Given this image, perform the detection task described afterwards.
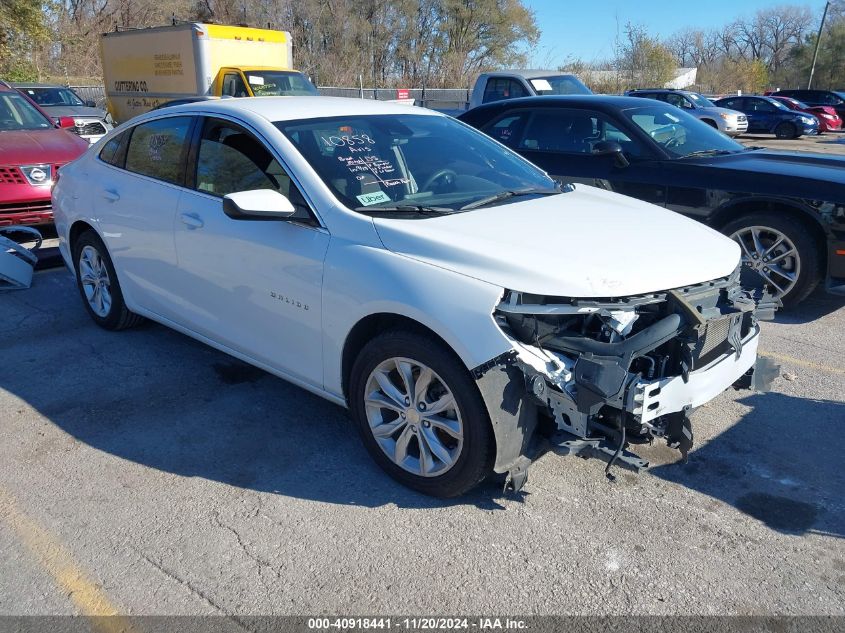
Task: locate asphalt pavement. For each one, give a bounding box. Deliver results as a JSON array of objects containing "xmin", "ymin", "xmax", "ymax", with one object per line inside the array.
[{"xmin": 0, "ymin": 267, "xmax": 843, "ymax": 618}]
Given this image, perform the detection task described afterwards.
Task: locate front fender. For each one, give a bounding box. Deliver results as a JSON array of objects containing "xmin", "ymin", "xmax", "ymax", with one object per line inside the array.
[{"xmin": 321, "ymin": 240, "xmax": 513, "ymax": 398}]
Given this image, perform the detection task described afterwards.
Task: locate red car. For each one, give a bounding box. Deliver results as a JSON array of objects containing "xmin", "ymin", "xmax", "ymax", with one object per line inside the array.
[
  {"xmin": 0, "ymin": 81, "xmax": 88, "ymax": 227},
  {"xmin": 769, "ymin": 95, "xmax": 843, "ymax": 132}
]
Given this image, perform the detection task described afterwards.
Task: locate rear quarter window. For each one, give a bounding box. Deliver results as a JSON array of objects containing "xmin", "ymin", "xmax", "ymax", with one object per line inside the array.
[{"xmin": 98, "ymin": 132, "xmax": 126, "ymax": 167}]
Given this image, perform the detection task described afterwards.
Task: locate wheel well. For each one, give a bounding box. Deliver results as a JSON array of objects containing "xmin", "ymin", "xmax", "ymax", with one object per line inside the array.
[
  {"xmin": 341, "ymin": 313, "xmax": 461, "ymax": 402},
  {"xmin": 69, "ymin": 220, "xmax": 96, "ymax": 253},
  {"xmin": 701, "ymin": 118, "xmax": 718, "ymax": 128},
  {"xmin": 710, "ymin": 200, "xmax": 827, "ymax": 271}
]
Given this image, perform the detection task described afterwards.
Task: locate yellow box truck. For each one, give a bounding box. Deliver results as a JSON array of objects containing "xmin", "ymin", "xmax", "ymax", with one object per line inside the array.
[{"xmin": 100, "ymin": 22, "xmax": 318, "ymax": 122}]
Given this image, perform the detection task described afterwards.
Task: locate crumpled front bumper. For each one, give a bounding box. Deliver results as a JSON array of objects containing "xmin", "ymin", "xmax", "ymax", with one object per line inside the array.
[
  {"xmin": 473, "ymin": 275, "xmax": 778, "ymax": 491},
  {"xmin": 628, "ymin": 327, "xmax": 758, "ymax": 424}
]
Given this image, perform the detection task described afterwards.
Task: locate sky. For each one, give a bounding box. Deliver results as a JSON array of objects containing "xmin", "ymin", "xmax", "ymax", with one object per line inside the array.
[{"xmin": 525, "ymin": 0, "xmax": 823, "ymax": 67}]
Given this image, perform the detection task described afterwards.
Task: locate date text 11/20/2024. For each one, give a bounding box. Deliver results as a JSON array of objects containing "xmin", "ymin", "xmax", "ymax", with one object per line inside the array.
[{"xmin": 307, "ymin": 618, "xmax": 528, "ymax": 630}]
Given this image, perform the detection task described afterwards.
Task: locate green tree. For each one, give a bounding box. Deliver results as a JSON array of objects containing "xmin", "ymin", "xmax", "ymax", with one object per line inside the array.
[{"xmin": 0, "ymin": 0, "xmax": 50, "ymax": 80}]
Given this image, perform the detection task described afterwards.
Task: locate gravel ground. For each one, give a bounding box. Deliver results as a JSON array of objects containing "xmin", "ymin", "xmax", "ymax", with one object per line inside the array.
[{"xmin": 0, "ymin": 269, "xmax": 843, "ymax": 618}]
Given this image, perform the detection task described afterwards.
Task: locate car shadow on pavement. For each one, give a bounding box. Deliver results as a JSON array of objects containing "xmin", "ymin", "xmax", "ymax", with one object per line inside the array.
[
  {"xmin": 649, "ymin": 392, "xmax": 845, "ymax": 538},
  {"xmin": 0, "ymin": 286, "xmax": 510, "ymax": 511},
  {"xmin": 773, "ymin": 287, "xmax": 845, "ymax": 325}
]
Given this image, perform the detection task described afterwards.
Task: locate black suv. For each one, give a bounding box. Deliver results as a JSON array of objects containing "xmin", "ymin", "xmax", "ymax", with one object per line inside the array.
[{"xmin": 770, "ymin": 89, "xmax": 845, "ymax": 121}]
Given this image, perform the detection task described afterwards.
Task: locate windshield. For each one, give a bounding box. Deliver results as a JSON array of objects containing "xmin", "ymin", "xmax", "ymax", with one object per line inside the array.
[
  {"xmin": 245, "ymin": 71, "xmax": 319, "ymax": 96},
  {"xmin": 0, "ymin": 92, "xmax": 53, "ymax": 131},
  {"xmin": 530, "ymin": 75, "xmax": 592, "ymax": 95},
  {"xmin": 768, "ymin": 98, "xmax": 792, "ymax": 111},
  {"xmin": 687, "ymin": 92, "xmax": 715, "ymax": 107},
  {"xmin": 623, "ymin": 104, "xmax": 744, "ymax": 158},
  {"xmin": 275, "ymin": 114, "xmax": 558, "ymax": 213},
  {"xmin": 19, "ymin": 87, "xmax": 84, "ymax": 107}
]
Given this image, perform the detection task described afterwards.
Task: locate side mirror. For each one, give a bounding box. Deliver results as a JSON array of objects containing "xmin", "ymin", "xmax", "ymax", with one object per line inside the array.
[
  {"xmin": 85, "ymin": 100, "xmax": 97, "ymax": 108},
  {"xmin": 58, "ymin": 116, "xmax": 75, "ymax": 129},
  {"xmin": 592, "ymin": 140, "xmax": 629, "ymax": 168},
  {"xmin": 222, "ymin": 189, "xmax": 296, "ymax": 220}
]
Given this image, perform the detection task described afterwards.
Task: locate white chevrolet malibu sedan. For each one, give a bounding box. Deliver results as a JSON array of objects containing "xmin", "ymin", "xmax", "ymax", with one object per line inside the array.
[{"xmin": 52, "ymin": 97, "xmax": 776, "ymax": 496}]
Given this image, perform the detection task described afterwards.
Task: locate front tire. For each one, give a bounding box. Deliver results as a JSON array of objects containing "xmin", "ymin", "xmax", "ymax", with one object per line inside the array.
[
  {"xmin": 774, "ymin": 122, "xmax": 798, "ymax": 139},
  {"xmin": 349, "ymin": 330, "xmax": 494, "ymax": 497},
  {"xmin": 72, "ymin": 230, "xmax": 144, "ymax": 330},
  {"xmin": 722, "ymin": 213, "xmax": 822, "ymax": 307}
]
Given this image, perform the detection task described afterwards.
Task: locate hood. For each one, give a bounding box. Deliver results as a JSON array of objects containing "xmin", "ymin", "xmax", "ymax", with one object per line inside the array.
[
  {"xmin": 693, "ymin": 150, "xmax": 845, "ymax": 199},
  {"xmin": 0, "ymin": 129, "xmax": 88, "ymax": 165},
  {"xmin": 372, "ymin": 185, "xmax": 740, "ymax": 298},
  {"xmin": 701, "ymin": 106, "xmax": 744, "ymax": 118},
  {"xmin": 39, "ymin": 105, "xmax": 107, "ymax": 120}
]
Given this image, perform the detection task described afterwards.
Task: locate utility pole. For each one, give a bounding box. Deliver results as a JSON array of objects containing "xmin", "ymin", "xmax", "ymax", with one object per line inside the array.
[{"xmin": 808, "ymin": 1, "xmax": 831, "ymax": 89}]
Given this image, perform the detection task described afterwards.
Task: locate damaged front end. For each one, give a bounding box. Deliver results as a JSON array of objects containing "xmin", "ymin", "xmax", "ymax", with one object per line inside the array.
[{"xmin": 475, "ymin": 267, "xmax": 779, "ymax": 491}]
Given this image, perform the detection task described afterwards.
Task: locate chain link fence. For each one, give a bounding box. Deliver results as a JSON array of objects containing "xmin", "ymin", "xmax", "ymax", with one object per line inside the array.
[{"xmin": 68, "ymin": 84, "xmax": 469, "ymax": 112}]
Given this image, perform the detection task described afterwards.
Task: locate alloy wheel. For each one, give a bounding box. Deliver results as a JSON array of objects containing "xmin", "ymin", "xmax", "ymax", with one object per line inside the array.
[
  {"xmin": 364, "ymin": 357, "xmax": 464, "ymax": 477},
  {"xmin": 730, "ymin": 225, "xmax": 800, "ymax": 299},
  {"xmin": 79, "ymin": 245, "xmax": 112, "ymax": 317}
]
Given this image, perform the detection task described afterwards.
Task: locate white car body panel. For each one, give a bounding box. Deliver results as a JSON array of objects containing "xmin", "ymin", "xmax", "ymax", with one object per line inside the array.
[{"xmin": 373, "ymin": 184, "xmax": 741, "ymax": 297}]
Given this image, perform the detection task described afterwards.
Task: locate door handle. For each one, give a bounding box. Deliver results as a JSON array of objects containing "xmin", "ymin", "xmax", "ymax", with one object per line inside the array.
[
  {"xmin": 179, "ymin": 212, "xmax": 204, "ymax": 229},
  {"xmin": 102, "ymin": 189, "xmax": 120, "ymax": 202}
]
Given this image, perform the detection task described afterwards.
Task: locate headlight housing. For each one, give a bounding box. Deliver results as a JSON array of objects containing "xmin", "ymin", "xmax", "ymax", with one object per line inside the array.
[{"xmin": 20, "ymin": 164, "xmax": 52, "ymax": 186}]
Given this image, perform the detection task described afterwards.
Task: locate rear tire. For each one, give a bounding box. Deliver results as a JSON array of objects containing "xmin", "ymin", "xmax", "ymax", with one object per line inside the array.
[
  {"xmin": 722, "ymin": 213, "xmax": 822, "ymax": 307},
  {"xmin": 349, "ymin": 329, "xmax": 494, "ymax": 497},
  {"xmin": 72, "ymin": 230, "xmax": 144, "ymax": 330},
  {"xmin": 774, "ymin": 122, "xmax": 798, "ymax": 139}
]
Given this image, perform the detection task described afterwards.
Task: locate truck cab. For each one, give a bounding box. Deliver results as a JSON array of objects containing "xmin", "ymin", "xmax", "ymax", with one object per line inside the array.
[
  {"xmin": 217, "ymin": 67, "xmax": 318, "ymax": 98},
  {"xmin": 469, "ymin": 70, "xmax": 591, "ymax": 110}
]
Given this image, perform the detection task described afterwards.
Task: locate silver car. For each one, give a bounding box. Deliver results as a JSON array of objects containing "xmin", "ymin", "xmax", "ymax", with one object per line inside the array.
[
  {"xmin": 626, "ymin": 89, "xmax": 748, "ymax": 137},
  {"xmin": 13, "ymin": 83, "xmax": 113, "ymax": 144}
]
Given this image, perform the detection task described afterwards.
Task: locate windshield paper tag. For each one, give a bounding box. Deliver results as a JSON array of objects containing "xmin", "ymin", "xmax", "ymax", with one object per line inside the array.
[
  {"xmin": 356, "ymin": 191, "xmax": 391, "ymax": 206},
  {"xmin": 530, "ymin": 79, "xmax": 552, "ymax": 91},
  {"xmin": 248, "ymin": 75, "xmax": 265, "ymax": 85}
]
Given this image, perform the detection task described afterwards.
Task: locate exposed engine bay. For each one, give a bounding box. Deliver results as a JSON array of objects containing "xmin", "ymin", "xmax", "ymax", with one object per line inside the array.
[{"xmin": 478, "ymin": 267, "xmax": 779, "ymax": 490}]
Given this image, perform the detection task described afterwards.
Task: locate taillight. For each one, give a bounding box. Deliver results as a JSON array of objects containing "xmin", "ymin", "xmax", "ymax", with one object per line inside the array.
[{"xmin": 58, "ymin": 116, "xmax": 75, "ymax": 129}]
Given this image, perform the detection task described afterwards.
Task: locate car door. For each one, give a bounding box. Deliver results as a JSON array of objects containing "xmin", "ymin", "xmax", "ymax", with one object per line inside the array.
[
  {"xmin": 482, "ymin": 107, "xmax": 666, "ymax": 206},
  {"xmin": 92, "ymin": 116, "xmax": 193, "ymax": 318},
  {"xmin": 173, "ymin": 115, "xmax": 330, "ymax": 386},
  {"xmin": 745, "ymin": 98, "xmax": 780, "ymax": 132}
]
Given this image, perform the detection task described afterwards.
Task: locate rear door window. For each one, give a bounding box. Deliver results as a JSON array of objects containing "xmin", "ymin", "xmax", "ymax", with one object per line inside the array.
[
  {"xmin": 482, "ymin": 78, "xmax": 528, "ymax": 104},
  {"xmin": 124, "ymin": 116, "xmax": 192, "ymax": 185},
  {"xmin": 719, "ymin": 97, "xmax": 744, "ymax": 110},
  {"xmin": 480, "ymin": 111, "xmax": 532, "ymax": 148}
]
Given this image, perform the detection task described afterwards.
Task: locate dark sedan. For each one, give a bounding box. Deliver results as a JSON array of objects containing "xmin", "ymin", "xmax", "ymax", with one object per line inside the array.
[
  {"xmin": 713, "ymin": 95, "xmax": 818, "ymax": 139},
  {"xmin": 459, "ymin": 95, "xmax": 845, "ymax": 306}
]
